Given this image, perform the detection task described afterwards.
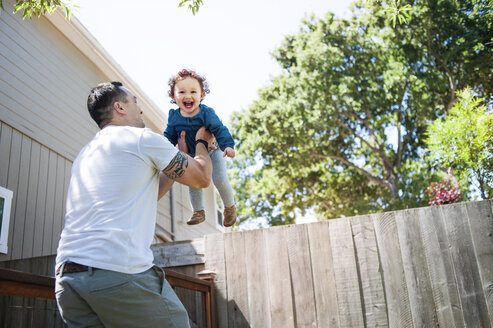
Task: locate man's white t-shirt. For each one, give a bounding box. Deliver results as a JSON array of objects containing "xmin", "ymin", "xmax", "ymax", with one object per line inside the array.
[{"xmin": 56, "ymin": 125, "xmax": 179, "ymax": 274}]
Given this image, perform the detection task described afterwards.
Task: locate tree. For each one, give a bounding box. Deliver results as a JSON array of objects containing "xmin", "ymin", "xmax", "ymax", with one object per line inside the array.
[
  {"xmin": 365, "ymin": 0, "xmax": 413, "ymax": 26},
  {"xmin": 231, "ymin": 0, "xmax": 492, "ymax": 225},
  {"xmin": 0, "ymin": 0, "xmax": 205, "ymax": 19},
  {"xmin": 0, "ymin": 0, "xmax": 74, "ymax": 19},
  {"xmin": 426, "ymin": 88, "xmax": 493, "ymax": 199},
  {"xmin": 368, "ymin": 0, "xmax": 493, "ymax": 111},
  {"xmin": 177, "ymin": 0, "xmax": 203, "ymax": 15},
  {"xmin": 0, "ymin": 0, "xmax": 417, "ymax": 20}
]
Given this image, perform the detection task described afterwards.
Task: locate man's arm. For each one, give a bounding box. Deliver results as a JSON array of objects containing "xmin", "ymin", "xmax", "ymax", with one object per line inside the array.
[
  {"xmin": 158, "ymin": 173, "xmax": 174, "ymax": 200},
  {"xmin": 162, "ymin": 127, "xmax": 213, "ymax": 189},
  {"xmin": 158, "ymin": 129, "xmax": 206, "ymax": 200}
]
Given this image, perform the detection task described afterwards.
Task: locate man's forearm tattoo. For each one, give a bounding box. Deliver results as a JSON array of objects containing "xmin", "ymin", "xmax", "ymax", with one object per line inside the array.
[{"xmin": 163, "ymin": 151, "xmax": 188, "ymax": 179}]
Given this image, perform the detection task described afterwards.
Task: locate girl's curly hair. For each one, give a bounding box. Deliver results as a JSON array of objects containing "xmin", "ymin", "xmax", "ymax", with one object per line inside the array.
[{"xmin": 168, "ymin": 69, "xmax": 210, "ymax": 103}]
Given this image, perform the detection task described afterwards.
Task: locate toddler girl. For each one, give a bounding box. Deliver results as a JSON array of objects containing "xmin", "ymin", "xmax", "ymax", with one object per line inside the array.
[{"xmin": 164, "ymin": 69, "xmax": 236, "ymax": 227}]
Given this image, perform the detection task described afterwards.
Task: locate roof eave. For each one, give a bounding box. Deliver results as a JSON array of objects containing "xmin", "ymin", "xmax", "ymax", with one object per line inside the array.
[{"xmin": 45, "ymin": 11, "xmax": 166, "ymax": 133}]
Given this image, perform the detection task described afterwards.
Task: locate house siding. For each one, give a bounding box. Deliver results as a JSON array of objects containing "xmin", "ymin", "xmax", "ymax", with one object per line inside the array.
[
  {"xmin": 0, "ymin": 120, "xmax": 191, "ymax": 261},
  {"xmin": 0, "ymin": 0, "xmax": 105, "ymax": 261},
  {"xmin": 0, "ymin": 1, "xmax": 104, "ymax": 161},
  {"xmin": 0, "ymin": 0, "xmax": 222, "ymax": 262},
  {"xmin": 0, "ymin": 122, "xmax": 71, "ymax": 260}
]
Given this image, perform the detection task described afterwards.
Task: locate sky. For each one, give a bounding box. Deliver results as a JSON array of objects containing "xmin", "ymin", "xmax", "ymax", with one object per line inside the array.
[
  {"xmin": 70, "ymin": 0, "xmax": 355, "ymax": 227},
  {"xmin": 71, "ymin": 0, "xmax": 355, "ymax": 127}
]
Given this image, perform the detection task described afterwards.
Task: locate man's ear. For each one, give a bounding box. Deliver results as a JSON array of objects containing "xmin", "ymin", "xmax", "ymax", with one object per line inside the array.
[{"xmin": 114, "ymin": 101, "xmax": 125, "ymax": 114}]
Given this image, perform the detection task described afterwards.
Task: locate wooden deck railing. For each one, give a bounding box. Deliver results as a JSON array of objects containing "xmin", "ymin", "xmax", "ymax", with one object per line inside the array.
[
  {"xmin": 0, "ymin": 267, "xmax": 215, "ymax": 328},
  {"xmin": 0, "ymin": 268, "xmax": 55, "ymax": 300},
  {"xmin": 165, "ymin": 269, "xmax": 216, "ymax": 328}
]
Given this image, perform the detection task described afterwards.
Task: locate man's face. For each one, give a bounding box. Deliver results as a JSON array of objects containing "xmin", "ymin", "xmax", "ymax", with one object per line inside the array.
[{"xmin": 120, "ymin": 87, "xmax": 145, "ymax": 128}]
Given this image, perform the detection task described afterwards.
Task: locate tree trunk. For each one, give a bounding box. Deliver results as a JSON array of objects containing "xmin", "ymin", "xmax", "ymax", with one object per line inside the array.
[{"xmin": 386, "ymin": 174, "xmax": 399, "ymax": 198}]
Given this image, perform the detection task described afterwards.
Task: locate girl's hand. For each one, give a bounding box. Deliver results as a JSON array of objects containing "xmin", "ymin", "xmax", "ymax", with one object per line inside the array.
[{"xmin": 223, "ymin": 147, "xmax": 235, "ymax": 158}]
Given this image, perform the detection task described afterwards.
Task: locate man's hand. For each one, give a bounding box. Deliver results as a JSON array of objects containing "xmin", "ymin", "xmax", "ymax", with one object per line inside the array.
[
  {"xmin": 223, "ymin": 147, "xmax": 235, "ymax": 158},
  {"xmin": 163, "ymin": 126, "xmax": 215, "ymax": 189},
  {"xmin": 179, "ymin": 127, "xmax": 218, "ymax": 151},
  {"xmin": 177, "ymin": 131, "xmax": 189, "ymax": 154},
  {"xmin": 195, "ymin": 126, "xmax": 216, "ymax": 146}
]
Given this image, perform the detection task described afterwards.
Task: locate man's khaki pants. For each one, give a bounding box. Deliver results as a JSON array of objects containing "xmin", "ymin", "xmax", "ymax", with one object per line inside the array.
[{"xmin": 55, "ymin": 265, "xmax": 190, "ymax": 328}]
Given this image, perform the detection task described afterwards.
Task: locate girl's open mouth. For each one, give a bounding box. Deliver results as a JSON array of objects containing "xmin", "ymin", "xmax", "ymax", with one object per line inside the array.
[{"xmin": 184, "ymin": 101, "xmax": 194, "ymax": 109}]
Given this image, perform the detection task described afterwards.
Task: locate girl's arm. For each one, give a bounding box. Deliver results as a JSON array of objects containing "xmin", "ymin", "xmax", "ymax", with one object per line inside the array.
[
  {"xmin": 163, "ymin": 109, "xmax": 178, "ymax": 145},
  {"xmin": 163, "ymin": 126, "xmax": 177, "ymax": 146},
  {"xmin": 203, "ymin": 106, "xmax": 235, "ymax": 151}
]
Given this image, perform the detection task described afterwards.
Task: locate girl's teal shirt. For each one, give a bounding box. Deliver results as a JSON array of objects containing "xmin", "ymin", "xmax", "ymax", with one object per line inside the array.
[{"xmin": 163, "ymin": 104, "xmax": 235, "ymax": 156}]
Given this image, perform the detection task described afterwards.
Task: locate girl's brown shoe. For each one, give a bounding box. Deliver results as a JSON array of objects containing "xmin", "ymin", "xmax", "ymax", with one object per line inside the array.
[
  {"xmin": 223, "ymin": 205, "xmax": 237, "ymax": 227},
  {"xmin": 187, "ymin": 210, "xmax": 206, "ymax": 225}
]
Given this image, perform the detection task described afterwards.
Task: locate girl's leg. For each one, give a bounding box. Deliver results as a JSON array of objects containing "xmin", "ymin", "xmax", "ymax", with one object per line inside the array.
[
  {"xmin": 187, "ymin": 187, "xmax": 206, "ymax": 225},
  {"xmin": 189, "ymin": 187, "xmax": 204, "ymax": 211},
  {"xmin": 211, "ymin": 150, "xmax": 235, "ymax": 207}
]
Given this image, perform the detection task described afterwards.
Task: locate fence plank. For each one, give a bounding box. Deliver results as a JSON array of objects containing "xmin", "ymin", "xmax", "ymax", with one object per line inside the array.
[
  {"xmin": 204, "ymin": 233, "xmax": 228, "ymax": 328},
  {"xmin": 418, "ymin": 206, "xmax": 464, "ymax": 327},
  {"xmin": 286, "ymin": 224, "xmax": 317, "ymax": 327},
  {"xmin": 441, "ymin": 203, "xmax": 490, "ymax": 327},
  {"xmin": 265, "ymin": 226, "xmax": 295, "ymax": 328},
  {"xmin": 153, "ymin": 239, "xmax": 205, "ymax": 267},
  {"xmin": 350, "ymin": 215, "xmax": 388, "ymax": 327},
  {"xmin": 329, "ymin": 218, "xmax": 364, "ymax": 327},
  {"xmin": 372, "ymin": 211, "xmax": 412, "ymax": 328},
  {"xmin": 307, "ymin": 221, "xmax": 340, "ymax": 327},
  {"xmin": 224, "ymin": 232, "xmax": 250, "ymax": 327},
  {"xmin": 244, "ymin": 229, "xmax": 270, "ymax": 328},
  {"xmin": 396, "ymin": 209, "xmax": 437, "ymax": 327},
  {"xmin": 465, "ymin": 201, "xmax": 493, "ymax": 327}
]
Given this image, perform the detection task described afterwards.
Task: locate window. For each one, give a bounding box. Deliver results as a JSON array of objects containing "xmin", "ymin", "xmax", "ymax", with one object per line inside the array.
[
  {"xmin": 217, "ymin": 209, "xmax": 223, "ymax": 226},
  {"xmin": 0, "ymin": 186, "xmax": 13, "ymax": 254},
  {"xmin": 215, "ymin": 190, "xmax": 224, "ymax": 227}
]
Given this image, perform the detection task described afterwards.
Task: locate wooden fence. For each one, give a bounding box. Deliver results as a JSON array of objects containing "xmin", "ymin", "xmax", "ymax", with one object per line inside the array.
[
  {"xmin": 202, "ymin": 200, "xmax": 493, "ymax": 327},
  {"xmin": 1, "ymin": 200, "xmax": 492, "ymax": 327}
]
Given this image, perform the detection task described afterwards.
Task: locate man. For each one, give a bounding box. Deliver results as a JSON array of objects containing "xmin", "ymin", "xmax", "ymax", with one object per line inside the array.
[{"xmin": 55, "ymin": 82, "xmax": 214, "ymax": 327}]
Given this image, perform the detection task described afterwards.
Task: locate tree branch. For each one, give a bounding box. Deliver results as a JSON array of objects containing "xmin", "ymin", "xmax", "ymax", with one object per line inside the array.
[
  {"xmin": 337, "ymin": 120, "xmax": 395, "ymax": 174},
  {"xmin": 310, "ymin": 153, "xmax": 388, "ymax": 188},
  {"xmin": 394, "ymin": 82, "xmax": 408, "ymax": 168},
  {"xmin": 424, "ymin": 19, "xmax": 457, "ymax": 114},
  {"xmin": 346, "ymin": 111, "xmax": 379, "ymax": 145}
]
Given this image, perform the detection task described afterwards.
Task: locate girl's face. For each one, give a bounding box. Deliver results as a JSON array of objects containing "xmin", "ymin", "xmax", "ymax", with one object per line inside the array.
[{"xmin": 171, "ymin": 77, "xmax": 204, "ymax": 117}]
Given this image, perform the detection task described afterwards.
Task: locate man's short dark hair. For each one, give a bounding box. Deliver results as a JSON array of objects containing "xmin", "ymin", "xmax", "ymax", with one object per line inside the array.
[{"xmin": 87, "ymin": 82, "xmax": 128, "ymax": 128}]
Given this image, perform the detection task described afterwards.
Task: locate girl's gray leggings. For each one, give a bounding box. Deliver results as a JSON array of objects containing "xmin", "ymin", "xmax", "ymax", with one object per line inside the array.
[{"xmin": 189, "ymin": 148, "xmax": 235, "ymax": 211}]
